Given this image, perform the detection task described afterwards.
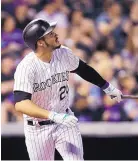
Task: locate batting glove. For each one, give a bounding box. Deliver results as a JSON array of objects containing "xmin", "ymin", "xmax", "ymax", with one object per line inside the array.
[
  {"xmin": 48, "ymin": 112, "xmax": 78, "ymax": 127},
  {"xmin": 103, "ymin": 83, "xmax": 122, "ymax": 102}
]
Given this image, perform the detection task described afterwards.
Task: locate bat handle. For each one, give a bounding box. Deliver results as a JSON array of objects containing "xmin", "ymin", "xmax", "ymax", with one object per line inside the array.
[
  {"xmin": 111, "ymin": 95, "xmax": 116, "ymax": 99},
  {"xmin": 121, "ymin": 95, "xmax": 138, "ymax": 99},
  {"xmin": 111, "ymin": 95, "xmax": 138, "ymax": 99}
]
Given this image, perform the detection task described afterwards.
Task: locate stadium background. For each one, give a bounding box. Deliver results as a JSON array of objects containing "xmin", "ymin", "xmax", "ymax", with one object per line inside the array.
[{"xmin": 1, "ymin": 0, "xmax": 138, "ymax": 160}]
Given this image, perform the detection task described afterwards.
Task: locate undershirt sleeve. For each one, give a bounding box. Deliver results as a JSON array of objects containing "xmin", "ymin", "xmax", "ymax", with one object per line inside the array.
[
  {"xmin": 71, "ymin": 59, "xmax": 109, "ymax": 88},
  {"xmin": 14, "ymin": 91, "xmax": 32, "ymax": 103}
]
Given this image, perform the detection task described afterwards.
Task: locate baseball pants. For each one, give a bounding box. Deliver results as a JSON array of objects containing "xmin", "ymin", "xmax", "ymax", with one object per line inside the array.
[{"xmin": 24, "ymin": 122, "xmax": 84, "ymax": 160}]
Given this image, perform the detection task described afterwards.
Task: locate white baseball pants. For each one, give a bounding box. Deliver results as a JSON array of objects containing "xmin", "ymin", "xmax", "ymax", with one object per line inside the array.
[{"xmin": 24, "ymin": 122, "xmax": 84, "ymax": 160}]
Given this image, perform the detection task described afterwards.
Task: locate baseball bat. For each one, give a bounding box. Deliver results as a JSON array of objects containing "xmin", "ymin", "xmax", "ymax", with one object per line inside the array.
[
  {"xmin": 121, "ymin": 95, "xmax": 138, "ymax": 99},
  {"xmin": 111, "ymin": 95, "xmax": 138, "ymax": 99}
]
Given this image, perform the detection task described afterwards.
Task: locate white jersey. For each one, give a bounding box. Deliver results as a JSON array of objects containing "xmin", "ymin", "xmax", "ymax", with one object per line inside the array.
[{"xmin": 14, "ymin": 45, "xmax": 79, "ymax": 121}]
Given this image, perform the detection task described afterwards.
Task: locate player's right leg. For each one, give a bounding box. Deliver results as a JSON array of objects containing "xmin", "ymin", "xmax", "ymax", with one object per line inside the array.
[{"xmin": 24, "ymin": 123, "xmax": 56, "ymax": 160}]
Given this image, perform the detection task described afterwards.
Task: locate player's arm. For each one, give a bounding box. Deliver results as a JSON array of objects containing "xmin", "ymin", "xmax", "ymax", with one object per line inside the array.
[
  {"xmin": 13, "ymin": 64, "xmax": 53, "ymax": 119},
  {"xmin": 71, "ymin": 60, "xmax": 107, "ymax": 88},
  {"xmin": 14, "ymin": 91, "xmax": 77, "ymax": 126},
  {"xmin": 71, "ymin": 59, "xmax": 122, "ymax": 102},
  {"xmin": 14, "ymin": 91, "xmax": 50, "ymax": 118}
]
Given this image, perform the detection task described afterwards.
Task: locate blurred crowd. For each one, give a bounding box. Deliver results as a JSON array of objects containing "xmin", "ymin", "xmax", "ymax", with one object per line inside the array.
[{"xmin": 1, "ymin": 0, "xmax": 138, "ymax": 124}]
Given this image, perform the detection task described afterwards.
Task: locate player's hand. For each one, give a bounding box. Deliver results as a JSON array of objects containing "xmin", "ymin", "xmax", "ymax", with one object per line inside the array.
[
  {"xmin": 48, "ymin": 112, "xmax": 78, "ymax": 127},
  {"xmin": 103, "ymin": 83, "xmax": 122, "ymax": 102}
]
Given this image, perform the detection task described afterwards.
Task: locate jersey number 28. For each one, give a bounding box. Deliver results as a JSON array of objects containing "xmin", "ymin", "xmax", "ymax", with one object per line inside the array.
[{"xmin": 59, "ymin": 85, "xmax": 69, "ymax": 100}]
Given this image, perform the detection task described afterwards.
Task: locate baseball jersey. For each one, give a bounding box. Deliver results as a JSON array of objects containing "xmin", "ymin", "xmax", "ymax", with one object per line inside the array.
[{"xmin": 14, "ymin": 45, "xmax": 79, "ymax": 121}]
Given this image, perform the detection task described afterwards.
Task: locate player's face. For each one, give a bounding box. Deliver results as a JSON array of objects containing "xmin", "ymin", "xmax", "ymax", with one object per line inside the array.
[{"xmin": 44, "ymin": 31, "xmax": 61, "ymax": 49}]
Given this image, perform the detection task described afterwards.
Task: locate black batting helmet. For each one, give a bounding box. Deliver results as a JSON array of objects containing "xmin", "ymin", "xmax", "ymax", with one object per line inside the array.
[{"xmin": 23, "ymin": 19, "xmax": 57, "ymax": 51}]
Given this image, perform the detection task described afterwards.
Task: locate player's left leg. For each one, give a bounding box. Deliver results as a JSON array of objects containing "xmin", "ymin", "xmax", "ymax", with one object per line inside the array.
[{"xmin": 55, "ymin": 124, "xmax": 84, "ymax": 160}]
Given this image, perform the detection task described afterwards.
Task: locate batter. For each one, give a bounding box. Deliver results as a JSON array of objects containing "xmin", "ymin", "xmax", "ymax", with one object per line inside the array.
[{"xmin": 14, "ymin": 19, "xmax": 122, "ymax": 160}]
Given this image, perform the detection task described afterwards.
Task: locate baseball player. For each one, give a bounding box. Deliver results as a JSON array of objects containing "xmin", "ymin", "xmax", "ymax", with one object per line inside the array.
[{"xmin": 14, "ymin": 19, "xmax": 122, "ymax": 160}]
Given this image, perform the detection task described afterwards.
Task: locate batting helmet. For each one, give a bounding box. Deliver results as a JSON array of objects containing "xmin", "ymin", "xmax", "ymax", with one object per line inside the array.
[{"xmin": 23, "ymin": 19, "xmax": 57, "ymax": 51}]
